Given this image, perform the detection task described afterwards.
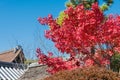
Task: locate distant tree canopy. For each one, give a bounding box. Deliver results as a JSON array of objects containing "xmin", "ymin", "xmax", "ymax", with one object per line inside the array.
[{"xmin": 66, "ymin": 0, "xmax": 113, "ymax": 11}]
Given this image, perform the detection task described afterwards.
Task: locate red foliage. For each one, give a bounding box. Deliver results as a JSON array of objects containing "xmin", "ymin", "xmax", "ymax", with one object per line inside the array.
[
  {"xmin": 37, "ymin": 3, "xmax": 120, "ymax": 74},
  {"xmin": 37, "ymin": 48, "xmax": 79, "ymax": 74}
]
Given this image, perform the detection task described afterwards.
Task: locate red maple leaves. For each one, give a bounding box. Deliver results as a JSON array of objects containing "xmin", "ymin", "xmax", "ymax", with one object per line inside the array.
[{"xmin": 37, "ymin": 3, "xmax": 120, "ymax": 74}]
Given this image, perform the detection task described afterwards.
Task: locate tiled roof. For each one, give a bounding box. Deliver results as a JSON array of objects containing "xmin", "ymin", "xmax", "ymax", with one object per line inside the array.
[{"xmin": 0, "ymin": 48, "xmax": 23, "ymax": 62}]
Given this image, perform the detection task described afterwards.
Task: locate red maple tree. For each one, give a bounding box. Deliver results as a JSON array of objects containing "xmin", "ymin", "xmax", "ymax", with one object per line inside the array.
[{"xmin": 37, "ymin": 3, "xmax": 120, "ymax": 74}]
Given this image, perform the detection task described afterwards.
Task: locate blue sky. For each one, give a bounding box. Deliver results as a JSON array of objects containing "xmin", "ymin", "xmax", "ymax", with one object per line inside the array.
[{"xmin": 0, "ymin": 0, "xmax": 120, "ymax": 59}]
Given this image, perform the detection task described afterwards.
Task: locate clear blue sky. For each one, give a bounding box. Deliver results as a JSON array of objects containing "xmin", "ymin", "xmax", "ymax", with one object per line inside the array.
[{"xmin": 0, "ymin": 0, "xmax": 120, "ymax": 59}]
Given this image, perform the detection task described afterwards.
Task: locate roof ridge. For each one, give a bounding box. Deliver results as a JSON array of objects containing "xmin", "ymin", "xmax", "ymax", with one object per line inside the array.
[{"xmin": 10, "ymin": 49, "xmax": 22, "ymax": 62}]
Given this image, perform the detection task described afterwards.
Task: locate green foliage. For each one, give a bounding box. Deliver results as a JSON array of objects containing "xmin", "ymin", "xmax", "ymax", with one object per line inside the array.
[
  {"xmin": 69, "ymin": 0, "xmax": 98, "ymax": 8},
  {"xmin": 44, "ymin": 66, "xmax": 120, "ymax": 80},
  {"xmin": 70, "ymin": 0, "xmax": 77, "ymax": 7},
  {"xmin": 104, "ymin": 0, "xmax": 113, "ymax": 6},
  {"xmin": 56, "ymin": 11, "xmax": 68, "ymax": 26},
  {"xmin": 65, "ymin": 1, "xmax": 75, "ymax": 7},
  {"xmin": 111, "ymin": 53, "xmax": 120, "ymax": 72},
  {"xmin": 66, "ymin": 0, "xmax": 113, "ymax": 11},
  {"xmin": 100, "ymin": 0, "xmax": 113, "ymax": 11},
  {"xmin": 100, "ymin": 3, "xmax": 109, "ymax": 11}
]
